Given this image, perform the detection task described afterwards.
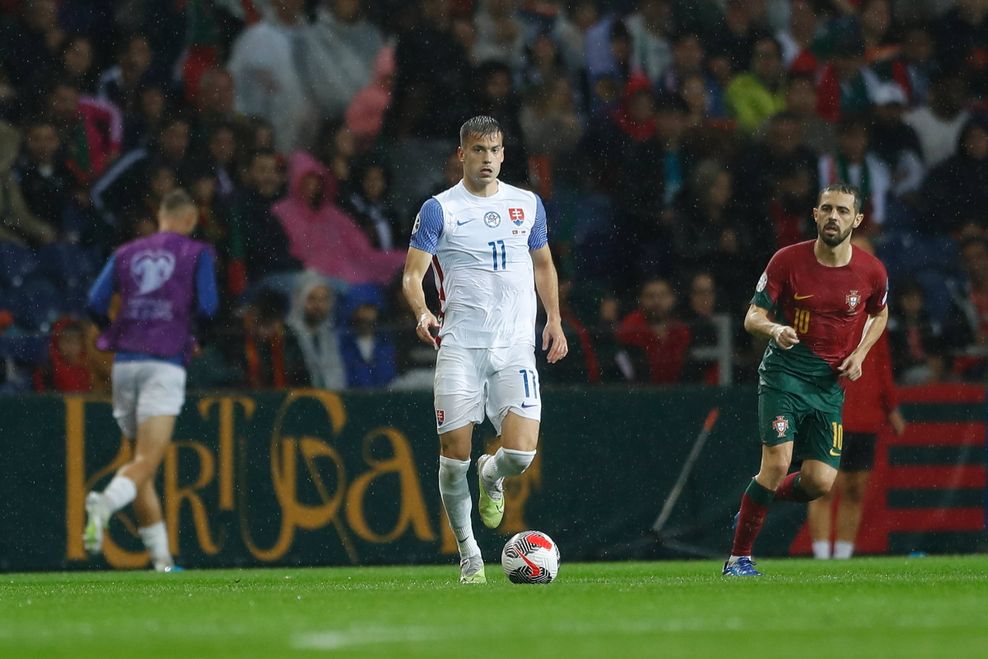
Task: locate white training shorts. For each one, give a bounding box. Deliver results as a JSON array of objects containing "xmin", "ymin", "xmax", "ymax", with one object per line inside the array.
[
  {"xmin": 111, "ymin": 361, "xmax": 187, "ymax": 438},
  {"xmin": 433, "ymin": 344, "xmax": 541, "ymax": 435}
]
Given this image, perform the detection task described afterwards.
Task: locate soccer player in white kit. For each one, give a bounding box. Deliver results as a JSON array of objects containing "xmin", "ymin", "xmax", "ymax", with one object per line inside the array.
[{"xmin": 402, "ymin": 116, "xmax": 568, "ymax": 584}]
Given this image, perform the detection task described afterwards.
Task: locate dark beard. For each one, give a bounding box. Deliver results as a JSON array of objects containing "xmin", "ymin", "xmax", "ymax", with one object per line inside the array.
[{"xmin": 820, "ymin": 224, "xmax": 853, "ymax": 247}]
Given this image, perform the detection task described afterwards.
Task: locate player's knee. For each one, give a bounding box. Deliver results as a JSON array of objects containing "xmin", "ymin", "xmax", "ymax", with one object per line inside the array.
[
  {"xmin": 801, "ymin": 473, "xmax": 836, "ymax": 500},
  {"xmin": 843, "ymin": 479, "xmax": 867, "ymax": 503},
  {"xmin": 758, "ymin": 461, "xmax": 789, "ymax": 488}
]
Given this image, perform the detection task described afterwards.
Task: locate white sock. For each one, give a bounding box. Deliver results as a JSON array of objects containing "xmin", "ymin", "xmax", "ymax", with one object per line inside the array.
[
  {"xmin": 833, "ymin": 541, "xmax": 855, "ymax": 559},
  {"xmin": 812, "ymin": 540, "xmax": 832, "ymax": 559},
  {"xmin": 727, "ymin": 555, "xmax": 747, "ymax": 564},
  {"xmin": 138, "ymin": 522, "xmax": 172, "ymax": 563},
  {"xmin": 481, "ymin": 448, "xmax": 536, "ymax": 484},
  {"xmin": 101, "ymin": 475, "xmax": 137, "ymax": 514},
  {"xmin": 438, "ymin": 457, "xmax": 479, "ymax": 558}
]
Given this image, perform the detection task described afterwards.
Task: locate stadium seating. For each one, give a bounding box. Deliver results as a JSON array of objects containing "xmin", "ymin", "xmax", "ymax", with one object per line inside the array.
[{"xmin": 0, "ymin": 241, "xmax": 41, "ymax": 288}]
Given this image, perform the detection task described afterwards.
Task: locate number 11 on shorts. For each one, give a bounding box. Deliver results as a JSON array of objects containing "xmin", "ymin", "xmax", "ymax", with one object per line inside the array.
[{"xmin": 519, "ymin": 369, "xmax": 539, "ymax": 400}]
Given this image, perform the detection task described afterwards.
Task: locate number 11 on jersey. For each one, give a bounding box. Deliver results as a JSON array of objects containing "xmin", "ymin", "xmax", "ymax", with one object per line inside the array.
[
  {"xmin": 488, "ymin": 240, "xmax": 506, "ymax": 270},
  {"xmin": 519, "ymin": 368, "xmax": 539, "ymax": 400}
]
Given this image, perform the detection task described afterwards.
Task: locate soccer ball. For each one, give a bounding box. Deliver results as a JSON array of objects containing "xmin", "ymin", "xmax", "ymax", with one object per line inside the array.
[{"xmin": 500, "ymin": 530, "xmax": 560, "ymax": 584}]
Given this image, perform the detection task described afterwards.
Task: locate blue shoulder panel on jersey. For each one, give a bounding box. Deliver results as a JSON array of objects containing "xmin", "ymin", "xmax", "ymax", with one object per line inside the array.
[
  {"xmin": 409, "ymin": 197, "xmax": 444, "ymax": 254},
  {"xmin": 196, "ymin": 249, "xmax": 219, "ymax": 318},
  {"xmin": 528, "ymin": 195, "xmax": 548, "ymax": 250},
  {"xmin": 86, "ymin": 254, "xmax": 117, "ymax": 317}
]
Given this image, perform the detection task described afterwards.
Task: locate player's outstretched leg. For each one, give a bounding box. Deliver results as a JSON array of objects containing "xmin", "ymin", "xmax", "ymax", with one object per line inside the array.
[
  {"xmin": 134, "ymin": 481, "xmax": 182, "ymax": 572},
  {"xmin": 83, "ymin": 492, "xmax": 109, "ymax": 555},
  {"xmin": 438, "ymin": 455, "xmax": 486, "ymax": 584},
  {"xmin": 723, "ymin": 478, "xmax": 774, "ymax": 577},
  {"xmin": 476, "ymin": 453, "xmax": 504, "ymax": 529},
  {"xmin": 478, "ymin": 447, "xmax": 536, "ymax": 529},
  {"xmin": 83, "ymin": 475, "xmax": 137, "ymax": 555}
]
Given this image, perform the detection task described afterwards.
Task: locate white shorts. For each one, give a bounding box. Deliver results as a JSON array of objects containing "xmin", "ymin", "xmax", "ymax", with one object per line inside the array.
[
  {"xmin": 434, "ymin": 344, "xmax": 541, "ymax": 435},
  {"xmin": 112, "ymin": 361, "xmax": 187, "ymax": 438}
]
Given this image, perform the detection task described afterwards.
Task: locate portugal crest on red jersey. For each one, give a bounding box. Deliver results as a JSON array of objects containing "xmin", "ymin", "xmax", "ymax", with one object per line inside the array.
[
  {"xmin": 772, "ymin": 415, "xmax": 789, "ymax": 438},
  {"xmin": 846, "ymin": 290, "xmax": 861, "ymax": 311}
]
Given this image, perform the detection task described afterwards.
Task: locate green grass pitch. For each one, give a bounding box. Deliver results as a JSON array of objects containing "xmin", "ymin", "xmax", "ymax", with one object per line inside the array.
[{"xmin": 3, "ymin": 556, "xmax": 988, "ymax": 658}]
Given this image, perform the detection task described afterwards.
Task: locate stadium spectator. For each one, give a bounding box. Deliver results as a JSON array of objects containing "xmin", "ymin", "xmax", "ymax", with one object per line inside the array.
[
  {"xmin": 46, "ymin": 81, "xmax": 120, "ymax": 185},
  {"xmin": 725, "ymin": 36, "xmax": 787, "ymax": 133},
  {"xmin": 239, "ymin": 288, "xmax": 308, "ymax": 389},
  {"xmin": 772, "ymin": 73, "xmax": 834, "ymax": 155},
  {"xmin": 735, "ymin": 111, "xmax": 818, "ymax": 223},
  {"xmin": 671, "ymin": 160, "xmax": 756, "ymax": 308},
  {"xmin": 0, "ymin": 0, "xmax": 64, "ymax": 95},
  {"xmin": 868, "ymin": 83, "xmax": 925, "ymax": 211},
  {"xmin": 226, "ymin": 148, "xmax": 299, "ymax": 296},
  {"xmin": 536, "ymin": 275, "xmax": 602, "ymax": 384},
  {"xmin": 188, "ymin": 166, "xmax": 227, "ymax": 255},
  {"xmin": 680, "ymin": 271, "xmax": 724, "ymax": 385},
  {"xmin": 340, "ymin": 301, "xmax": 397, "ymax": 388},
  {"xmin": 934, "ymin": 0, "xmax": 988, "ymax": 96},
  {"xmin": 616, "ymin": 277, "xmax": 692, "ymax": 384},
  {"xmin": 122, "ymin": 80, "xmax": 169, "ymax": 151},
  {"xmin": 0, "ymin": 120, "xmax": 56, "ymax": 245},
  {"xmin": 272, "ymin": 151, "xmax": 405, "ymax": 286},
  {"xmin": 304, "ymin": 0, "xmax": 386, "ymax": 121},
  {"xmin": 344, "ymin": 46, "xmax": 395, "ymax": 150},
  {"xmin": 472, "ymin": 60, "xmax": 530, "ymax": 184},
  {"xmin": 384, "ymin": 0, "xmax": 472, "ymax": 139},
  {"xmin": 192, "ymin": 67, "xmax": 247, "ymax": 146},
  {"xmin": 704, "ymin": 0, "xmax": 769, "ymax": 83},
  {"xmin": 766, "ymin": 155, "xmax": 816, "ymax": 250},
  {"xmin": 816, "ymin": 30, "xmax": 875, "ymax": 123},
  {"xmin": 520, "ymin": 30, "xmax": 567, "ymax": 92},
  {"xmin": 945, "ymin": 237, "xmax": 988, "ymax": 379},
  {"xmin": 920, "ymin": 116, "xmax": 988, "ymax": 235},
  {"xmin": 285, "ymin": 272, "xmax": 347, "ymax": 390},
  {"xmin": 96, "ymin": 33, "xmax": 153, "ymax": 114},
  {"xmin": 227, "ymin": 0, "xmax": 315, "ymax": 152},
  {"xmin": 33, "ymin": 316, "xmax": 93, "ymax": 393},
  {"xmin": 201, "ymin": 122, "xmax": 240, "ymax": 201},
  {"xmin": 886, "ymin": 278, "xmax": 945, "ymax": 384},
  {"xmin": 904, "ymin": 71, "xmax": 971, "ymax": 168},
  {"xmin": 314, "ymin": 119, "xmax": 358, "ymax": 196},
  {"xmin": 897, "ymin": 24, "xmax": 935, "ymax": 106},
  {"xmin": 625, "ymin": 0, "xmax": 674, "ymax": 85},
  {"xmin": 342, "ymin": 160, "xmax": 400, "ymax": 250},
  {"xmin": 807, "ymin": 330, "xmax": 905, "ymax": 560},
  {"xmin": 59, "ymin": 35, "xmax": 98, "ymax": 94},
  {"xmin": 14, "ymin": 118, "xmax": 73, "ymax": 232},
  {"xmin": 91, "ymin": 114, "xmax": 192, "ymax": 230},
  {"xmin": 657, "ymin": 32, "xmax": 727, "ymax": 118},
  {"xmin": 775, "ymin": 0, "xmax": 821, "ymax": 72},
  {"xmin": 519, "ymin": 74, "xmax": 585, "ymax": 175},
  {"xmin": 818, "ymin": 117, "xmax": 892, "ymax": 232},
  {"xmin": 473, "ymin": 0, "xmax": 527, "ymax": 71}
]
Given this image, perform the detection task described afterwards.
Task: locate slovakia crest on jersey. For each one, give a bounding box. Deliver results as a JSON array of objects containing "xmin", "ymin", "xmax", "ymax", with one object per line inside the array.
[
  {"xmin": 436, "ymin": 409, "xmax": 445, "ymax": 425},
  {"xmin": 772, "ymin": 415, "xmax": 789, "ymax": 438},
  {"xmin": 484, "ymin": 211, "xmax": 501, "ymax": 227},
  {"xmin": 509, "ymin": 207, "xmax": 525, "ymax": 225},
  {"xmin": 846, "ymin": 290, "xmax": 861, "ymax": 311}
]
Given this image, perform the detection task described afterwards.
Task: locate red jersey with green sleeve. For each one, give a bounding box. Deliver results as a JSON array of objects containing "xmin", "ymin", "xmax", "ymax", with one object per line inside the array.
[{"xmin": 751, "ymin": 240, "xmax": 888, "ymax": 390}]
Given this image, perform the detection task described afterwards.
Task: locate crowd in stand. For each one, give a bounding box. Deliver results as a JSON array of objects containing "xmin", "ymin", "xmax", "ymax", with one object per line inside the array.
[{"xmin": 0, "ymin": 0, "xmax": 986, "ymax": 394}]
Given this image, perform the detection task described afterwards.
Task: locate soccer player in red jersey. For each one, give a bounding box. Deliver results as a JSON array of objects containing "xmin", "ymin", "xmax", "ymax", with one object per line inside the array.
[{"xmin": 724, "ymin": 183, "xmax": 890, "ymax": 576}]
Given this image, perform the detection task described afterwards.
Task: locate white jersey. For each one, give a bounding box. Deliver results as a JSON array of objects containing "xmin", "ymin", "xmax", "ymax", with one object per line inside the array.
[{"xmin": 410, "ymin": 180, "xmax": 548, "ymax": 349}]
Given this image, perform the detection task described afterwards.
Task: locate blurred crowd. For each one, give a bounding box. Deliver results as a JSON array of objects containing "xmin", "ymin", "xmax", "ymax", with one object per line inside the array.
[{"xmin": 1, "ymin": 0, "xmax": 987, "ymax": 394}]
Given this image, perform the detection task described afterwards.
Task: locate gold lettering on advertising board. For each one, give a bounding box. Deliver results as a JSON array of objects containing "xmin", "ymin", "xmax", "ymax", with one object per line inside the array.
[{"xmin": 65, "ymin": 391, "xmax": 544, "ymax": 567}]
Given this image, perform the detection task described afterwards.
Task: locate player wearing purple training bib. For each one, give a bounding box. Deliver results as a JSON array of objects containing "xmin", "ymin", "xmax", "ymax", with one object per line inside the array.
[{"xmin": 83, "ymin": 189, "xmax": 218, "ymax": 572}]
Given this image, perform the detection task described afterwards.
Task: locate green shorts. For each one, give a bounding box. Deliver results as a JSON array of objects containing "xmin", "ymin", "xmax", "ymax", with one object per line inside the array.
[{"xmin": 758, "ymin": 384, "xmax": 845, "ymax": 468}]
